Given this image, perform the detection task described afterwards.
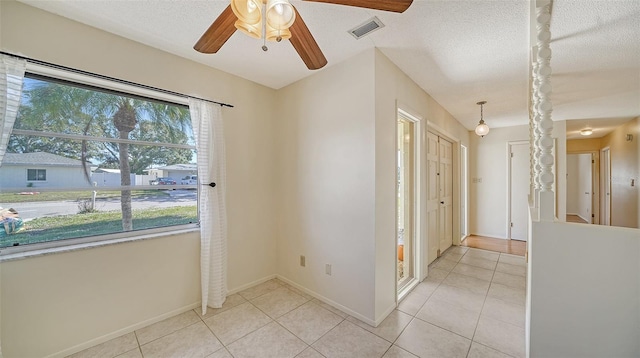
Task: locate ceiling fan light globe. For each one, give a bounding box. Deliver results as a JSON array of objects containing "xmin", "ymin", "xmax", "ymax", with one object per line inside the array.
[
  {"xmin": 234, "ymin": 19, "xmax": 262, "ymax": 39},
  {"xmin": 266, "ymin": 25, "xmax": 291, "ymax": 42},
  {"xmin": 231, "ymin": 0, "xmax": 262, "ymax": 25},
  {"xmin": 266, "ymin": 0, "xmax": 295, "ymax": 29},
  {"xmin": 475, "ymin": 123, "xmax": 490, "ymax": 137}
]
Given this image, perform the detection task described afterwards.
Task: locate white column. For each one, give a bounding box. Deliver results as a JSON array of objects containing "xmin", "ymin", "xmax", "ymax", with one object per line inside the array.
[{"xmin": 535, "ymin": 0, "xmax": 555, "ymax": 221}]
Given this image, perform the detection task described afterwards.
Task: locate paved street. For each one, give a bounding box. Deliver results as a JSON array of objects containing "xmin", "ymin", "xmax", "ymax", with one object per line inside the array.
[{"xmin": 1, "ymin": 190, "xmax": 197, "ymax": 221}]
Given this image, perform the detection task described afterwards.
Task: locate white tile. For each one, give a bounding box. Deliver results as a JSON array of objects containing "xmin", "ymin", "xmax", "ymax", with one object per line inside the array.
[
  {"xmin": 446, "ymin": 246, "xmax": 469, "ymax": 255},
  {"xmin": 452, "ymin": 262, "xmax": 494, "ymax": 282},
  {"xmin": 278, "ymin": 301, "xmax": 343, "ymax": 344},
  {"xmin": 140, "ymin": 322, "xmax": 222, "ymax": 358},
  {"xmin": 312, "ymin": 320, "xmax": 391, "ymax": 358},
  {"xmin": 467, "ymin": 342, "xmax": 514, "ymax": 358},
  {"xmin": 67, "ymin": 332, "xmax": 138, "ymax": 358},
  {"xmin": 465, "ymin": 248, "xmax": 500, "ymax": 262},
  {"xmin": 397, "ymin": 291, "xmax": 428, "ymax": 316},
  {"xmin": 433, "ymin": 258, "xmax": 458, "ymax": 272},
  {"xmin": 395, "ymin": 318, "xmax": 471, "ymax": 358},
  {"xmin": 238, "ymin": 278, "xmax": 283, "ymax": 300},
  {"xmin": 459, "ymin": 255, "xmax": 498, "ymax": 270},
  {"xmin": 206, "ymin": 348, "xmax": 234, "ymax": 358},
  {"xmin": 296, "ymin": 347, "xmax": 325, "ymax": 358},
  {"xmin": 411, "ymin": 279, "xmax": 439, "ymax": 297},
  {"xmin": 281, "ymin": 283, "xmax": 315, "ymax": 300},
  {"xmin": 429, "ymin": 284, "xmax": 486, "ymax": 314},
  {"xmin": 492, "ymin": 271, "xmax": 526, "ymax": 290},
  {"xmin": 196, "ymin": 294, "xmax": 247, "ymax": 319},
  {"xmin": 474, "ymin": 316, "xmax": 525, "ymax": 358},
  {"xmin": 481, "ymin": 297, "xmax": 525, "ymax": 328},
  {"xmin": 426, "ymin": 267, "xmax": 450, "ymax": 282},
  {"xmin": 416, "ymin": 297, "xmax": 480, "ymax": 339},
  {"xmin": 114, "ymin": 348, "xmax": 142, "ymax": 358},
  {"xmin": 382, "ymin": 345, "xmax": 419, "ymax": 358},
  {"xmin": 226, "ymin": 322, "xmax": 307, "ymax": 358},
  {"xmin": 204, "ymin": 302, "xmax": 273, "ymax": 345},
  {"xmin": 347, "ymin": 310, "xmax": 413, "ymax": 342},
  {"xmin": 487, "ymin": 282, "xmax": 526, "ymax": 306},
  {"xmin": 442, "ymin": 251, "xmax": 464, "ymax": 263},
  {"xmin": 495, "ymin": 262, "xmax": 526, "ymax": 277},
  {"xmin": 499, "ymin": 253, "xmax": 526, "ymax": 267},
  {"xmin": 252, "ymin": 286, "xmax": 309, "ymax": 318},
  {"xmin": 443, "ymin": 272, "xmax": 491, "ymax": 295},
  {"xmin": 135, "ymin": 310, "xmax": 200, "ymax": 345},
  {"xmin": 311, "ymin": 299, "xmax": 348, "ymax": 318}
]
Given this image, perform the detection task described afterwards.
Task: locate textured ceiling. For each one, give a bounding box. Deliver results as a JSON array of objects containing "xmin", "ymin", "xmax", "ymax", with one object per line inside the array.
[{"xmin": 16, "ymin": 0, "xmax": 640, "ymax": 134}]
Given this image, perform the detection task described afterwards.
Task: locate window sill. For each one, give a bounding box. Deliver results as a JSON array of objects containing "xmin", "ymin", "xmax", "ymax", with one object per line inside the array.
[{"xmin": 0, "ymin": 225, "xmax": 199, "ymax": 262}]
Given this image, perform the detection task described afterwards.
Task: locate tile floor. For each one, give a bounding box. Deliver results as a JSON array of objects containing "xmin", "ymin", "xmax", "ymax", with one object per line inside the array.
[{"xmin": 68, "ymin": 246, "xmax": 526, "ymax": 358}]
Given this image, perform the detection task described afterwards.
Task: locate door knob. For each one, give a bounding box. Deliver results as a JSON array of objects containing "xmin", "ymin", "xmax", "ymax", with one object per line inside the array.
[{"xmin": 440, "ymin": 201, "xmax": 444, "ymax": 204}]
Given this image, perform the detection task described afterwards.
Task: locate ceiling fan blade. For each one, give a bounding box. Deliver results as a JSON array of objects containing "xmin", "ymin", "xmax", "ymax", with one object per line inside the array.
[
  {"xmin": 194, "ymin": 5, "xmax": 237, "ymax": 54},
  {"xmin": 303, "ymin": 0, "xmax": 413, "ymax": 13},
  {"xmin": 289, "ymin": 8, "xmax": 328, "ymax": 70}
]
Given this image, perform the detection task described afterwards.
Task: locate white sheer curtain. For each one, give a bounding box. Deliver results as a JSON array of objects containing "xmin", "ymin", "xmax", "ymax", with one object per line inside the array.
[
  {"xmin": 0, "ymin": 54, "xmax": 27, "ymax": 166},
  {"xmin": 188, "ymin": 98, "xmax": 227, "ymax": 315},
  {"xmin": 0, "ymin": 53, "xmax": 26, "ymax": 358}
]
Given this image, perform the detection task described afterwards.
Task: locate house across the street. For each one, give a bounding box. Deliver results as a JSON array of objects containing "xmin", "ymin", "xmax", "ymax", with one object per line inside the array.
[
  {"xmin": 145, "ymin": 163, "xmax": 196, "ymax": 183},
  {"xmin": 0, "ymin": 152, "xmax": 91, "ymax": 190}
]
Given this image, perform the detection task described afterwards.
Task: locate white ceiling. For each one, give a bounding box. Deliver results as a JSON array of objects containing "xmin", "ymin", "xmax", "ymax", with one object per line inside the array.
[{"xmin": 17, "ymin": 0, "xmax": 640, "ymax": 134}]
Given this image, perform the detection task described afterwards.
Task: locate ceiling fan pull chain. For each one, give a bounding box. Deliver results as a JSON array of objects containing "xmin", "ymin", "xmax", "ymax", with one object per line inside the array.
[{"xmin": 261, "ymin": 3, "xmax": 268, "ymax": 51}]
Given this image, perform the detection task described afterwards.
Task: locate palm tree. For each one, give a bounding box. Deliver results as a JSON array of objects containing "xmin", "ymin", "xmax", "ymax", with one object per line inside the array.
[{"xmin": 112, "ymin": 100, "xmax": 138, "ymax": 231}]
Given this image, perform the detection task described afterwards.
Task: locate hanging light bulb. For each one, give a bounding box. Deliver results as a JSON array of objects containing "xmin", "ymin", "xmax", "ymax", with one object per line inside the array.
[
  {"xmin": 265, "ymin": 0, "xmax": 296, "ymax": 31},
  {"xmin": 475, "ymin": 101, "xmax": 490, "ymax": 137},
  {"xmin": 231, "ymin": 0, "xmax": 262, "ymax": 39}
]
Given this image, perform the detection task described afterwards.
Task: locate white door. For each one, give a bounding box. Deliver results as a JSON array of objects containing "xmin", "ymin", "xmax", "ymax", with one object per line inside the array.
[
  {"xmin": 438, "ymin": 137, "xmax": 453, "ymax": 253},
  {"xmin": 426, "ymin": 132, "xmax": 439, "ymax": 263},
  {"xmin": 509, "ymin": 142, "xmax": 529, "ymax": 241}
]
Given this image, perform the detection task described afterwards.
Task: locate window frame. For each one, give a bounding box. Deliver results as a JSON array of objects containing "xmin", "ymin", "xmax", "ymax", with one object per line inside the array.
[
  {"xmin": 27, "ymin": 168, "xmax": 47, "ymax": 181},
  {"xmin": 0, "ymin": 63, "xmax": 199, "ymax": 258}
]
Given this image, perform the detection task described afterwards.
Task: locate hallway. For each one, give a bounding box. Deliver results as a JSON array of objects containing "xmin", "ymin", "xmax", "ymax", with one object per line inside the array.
[{"xmin": 68, "ymin": 246, "xmax": 525, "ymax": 358}]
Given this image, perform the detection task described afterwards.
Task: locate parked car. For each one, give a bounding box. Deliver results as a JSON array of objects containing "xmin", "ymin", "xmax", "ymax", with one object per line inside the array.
[
  {"xmin": 181, "ymin": 175, "xmax": 197, "ymax": 185},
  {"xmin": 154, "ymin": 177, "xmax": 176, "ymax": 185}
]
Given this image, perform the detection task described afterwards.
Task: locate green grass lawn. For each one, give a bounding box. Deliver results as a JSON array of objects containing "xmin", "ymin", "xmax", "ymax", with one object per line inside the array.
[
  {"xmin": 1, "ymin": 206, "xmax": 197, "ymax": 248},
  {"xmin": 0, "ymin": 190, "xmax": 169, "ymax": 204}
]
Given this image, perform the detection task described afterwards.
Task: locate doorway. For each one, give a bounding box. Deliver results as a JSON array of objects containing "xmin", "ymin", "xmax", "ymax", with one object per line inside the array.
[
  {"xmin": 427, "ymin": 131, "xmax": 453, "ymax": 264},
  {"xmin": 461, "ymin": 144, "xmax": 468, "ymax": 240},
  {"xmin": 508, "ymin": 142, "xmax": 530, "ymax": 241},
  {"xmin": 397, "ymin": 113, "xmax": 417, "ymax": 293},
  {"xmin": 567, "ymin": 153, "xmax": 595, "ymax": 224}
]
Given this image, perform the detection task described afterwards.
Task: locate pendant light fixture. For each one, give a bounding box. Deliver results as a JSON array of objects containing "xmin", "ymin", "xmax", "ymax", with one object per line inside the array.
[{"xmin": 475, "ymin": 101, "xmax": 490, "ymax": 137}]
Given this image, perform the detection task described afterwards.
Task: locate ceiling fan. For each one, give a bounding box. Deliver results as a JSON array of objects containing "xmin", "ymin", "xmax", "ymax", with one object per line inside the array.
[{"xmin": 193, "ymin": 0, "xmax": 413, "ymax": 70}]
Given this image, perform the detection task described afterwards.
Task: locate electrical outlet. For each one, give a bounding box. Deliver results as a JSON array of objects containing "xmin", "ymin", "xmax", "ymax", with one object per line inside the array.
[
  {"xmin": 477, "ymin": 177, "xmax": 482, "ymax": 183},
  {"xmin": 325, "ymin": 264, "xmax": 332, "ymax": 276},
  {"xmin": 300, "ymin": 255, "xmax": 305, "ymax": 267}
]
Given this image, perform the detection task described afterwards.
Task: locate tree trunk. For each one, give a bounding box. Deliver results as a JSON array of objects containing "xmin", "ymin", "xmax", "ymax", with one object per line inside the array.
[{"xmin": 119, "ymin": 130, "xmax": 133, "ymax": 231}]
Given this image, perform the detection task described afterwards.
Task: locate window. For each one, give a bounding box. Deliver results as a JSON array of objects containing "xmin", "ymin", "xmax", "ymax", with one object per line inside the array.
[
  {"xmin": 0, "ymin": 73, "xmax": 197, "ymax": 250},
  {"xmin": 27, "ymin": 169, "xmax": 46, "ymax": 181}
]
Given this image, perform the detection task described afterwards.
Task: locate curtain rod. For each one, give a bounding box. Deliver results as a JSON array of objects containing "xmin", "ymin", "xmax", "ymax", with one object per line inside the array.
[{"xmin": 1, "ymin": 51, "xmax": 234, "ymax": 108}]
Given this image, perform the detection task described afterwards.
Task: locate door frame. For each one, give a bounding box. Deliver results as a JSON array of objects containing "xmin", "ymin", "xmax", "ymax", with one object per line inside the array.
[
  {"xmin": 396, "ymin": 108, "xmax": 421, "ymax": 298},
  {"xmin": 600, "ymin": 147, "xmax": 611, "ymax": 226},
  {"xmin": 566, "ymin": 150, "xmax": 600, "ymax": 224},
  {"xmin": 507, "ymin": 140, "xmax": 529, "ymax": 239},
  {"xmin": 460, "ymin": 144, "xmax": 469, "ymax": 240},
  {"xmin": 425, "ymin": 121, "xmax": 461, "ymax": 275}
]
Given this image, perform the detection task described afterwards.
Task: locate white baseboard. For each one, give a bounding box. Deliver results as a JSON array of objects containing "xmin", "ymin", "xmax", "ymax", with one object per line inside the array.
[
  {"xmin": 227, "ymin": 274, "xmax": 277, "ymax": 295},
  {"xmin": 276, "ymin": 275, "xmax": 385, "ymax": 327},
  {"xmin": 470, "ymin": 233, "xmax": 508, "ymax": 240},
  {"xmin": 47, "ymin": 302, "xmax": 200, "ymax": 358}
]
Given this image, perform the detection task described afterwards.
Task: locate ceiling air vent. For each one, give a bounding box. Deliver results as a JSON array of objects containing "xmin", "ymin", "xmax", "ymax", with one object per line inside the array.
[{"xmin": 348, "ymin": 17, "xmax": 385, "ymax": 39}]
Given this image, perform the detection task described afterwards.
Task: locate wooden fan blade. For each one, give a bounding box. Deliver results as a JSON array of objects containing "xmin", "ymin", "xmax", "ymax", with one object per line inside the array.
[
  {"xmin": 194, "ymin": 5, "xmax": 237, "ymax": 54},
  {"xmin": 290, "ymin": 8, "xmax": 328, "ymax": 70},
  {"xmin": 303, "ymin": 0, "xmax": 413, "ymax": 13}
]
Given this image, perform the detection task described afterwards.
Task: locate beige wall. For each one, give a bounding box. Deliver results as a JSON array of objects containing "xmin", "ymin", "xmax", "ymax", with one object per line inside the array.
[
  {"xmin": 275, "ymin": 49, "xmax": 378, "ymax": 322},
  {"xmin": 567, "ymin": 138, "xmax": 602, "ymax": 152},
  {"xmin": 1, "ymin": 1, "xmax": 278, "ymax": 356},
  {"xmin": 374, "ymin": 50, "xmax": 469, "ymax": 318},
  {"xmin": 601, "ymin": 117, "xmax": 639, "ymax": 228}
]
